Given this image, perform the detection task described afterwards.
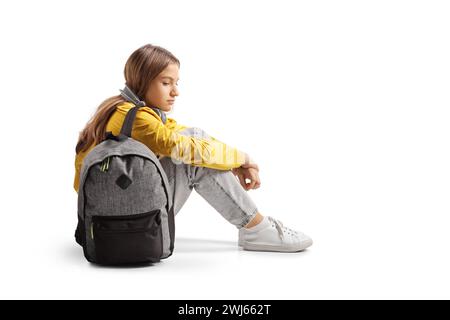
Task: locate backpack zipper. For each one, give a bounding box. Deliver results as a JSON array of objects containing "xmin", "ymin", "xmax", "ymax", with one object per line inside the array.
[{"xmin": 90, "ymin": 223, "xmax": 94, "ymax": 240}]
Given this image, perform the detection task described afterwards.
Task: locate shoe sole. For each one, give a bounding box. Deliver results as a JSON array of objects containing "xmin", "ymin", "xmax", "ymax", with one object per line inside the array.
[{"xmin": 239, "ymin": 239, "xmax": 313, "ymax": 252}]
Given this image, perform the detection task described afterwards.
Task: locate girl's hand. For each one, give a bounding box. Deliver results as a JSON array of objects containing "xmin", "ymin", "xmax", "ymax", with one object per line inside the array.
[
  {"xmin": 242, "ymin": 154, "xmax": 259, "ymax": 171},
  {"xmin": 232, "ymin": 167, "xmax": 261, "ymax": 190}
]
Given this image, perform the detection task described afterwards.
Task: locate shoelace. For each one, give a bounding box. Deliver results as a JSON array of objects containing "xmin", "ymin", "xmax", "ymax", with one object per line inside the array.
[{"xmin": 267, "ymin": 216, "xmax": 299, "ymax": 239}]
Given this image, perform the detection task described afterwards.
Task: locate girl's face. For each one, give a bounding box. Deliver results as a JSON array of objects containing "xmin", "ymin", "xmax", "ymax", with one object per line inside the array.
[{"xmin": 145, "ymin": 63, "xmax": 180, "ymax": 112}]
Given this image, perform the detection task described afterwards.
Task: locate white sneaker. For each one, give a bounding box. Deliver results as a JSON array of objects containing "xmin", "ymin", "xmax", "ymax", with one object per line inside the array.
[{"xmin": 238, "ymin": 216, "xmax": 313, "ymax": 252}]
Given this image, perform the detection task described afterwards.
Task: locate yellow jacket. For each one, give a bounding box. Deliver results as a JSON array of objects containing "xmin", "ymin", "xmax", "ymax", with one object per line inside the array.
[{"xmin": 74, "ymin": 102, "xmax": 247, "ymax": 192}]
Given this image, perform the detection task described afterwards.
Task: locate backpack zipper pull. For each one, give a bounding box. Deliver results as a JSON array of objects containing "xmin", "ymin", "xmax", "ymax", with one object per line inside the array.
[{"xmin": 100, "ymin": 157, "xmax": 110, "ymax": 172}]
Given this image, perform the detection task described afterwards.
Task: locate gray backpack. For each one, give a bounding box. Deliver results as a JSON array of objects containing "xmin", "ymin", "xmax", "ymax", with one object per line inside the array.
[{"xmin": 75, "ymin": 105, "xmax": 175, "ymax": 265}]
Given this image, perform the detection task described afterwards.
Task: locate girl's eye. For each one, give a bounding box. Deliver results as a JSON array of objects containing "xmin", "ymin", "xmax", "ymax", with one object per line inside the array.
[{"xmin": 163, "ymin": 83, "xmax": 170, "ymax": 85}]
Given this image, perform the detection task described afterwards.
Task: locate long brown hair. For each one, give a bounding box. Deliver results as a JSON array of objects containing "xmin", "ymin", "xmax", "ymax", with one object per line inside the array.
[{"xmin": 75, "ymin": 44, "xmax": 180, "ymax": 153}]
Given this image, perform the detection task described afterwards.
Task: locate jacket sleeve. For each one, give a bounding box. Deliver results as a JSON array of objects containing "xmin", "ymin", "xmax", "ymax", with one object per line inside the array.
[{"xmin": 132, "ymin": 110, "xmax": 247, "ymax": 170}]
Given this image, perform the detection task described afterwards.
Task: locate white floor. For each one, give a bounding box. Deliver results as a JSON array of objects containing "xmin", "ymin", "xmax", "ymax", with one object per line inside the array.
[{"xmin": 3, "ymin": 188, "xmax": 450, "ymax": 300}]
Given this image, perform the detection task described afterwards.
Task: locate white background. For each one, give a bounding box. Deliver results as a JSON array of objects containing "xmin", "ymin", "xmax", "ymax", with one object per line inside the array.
[{"xmin": 0, "ymin": 0, "xmax": 449, "ymax": 299}]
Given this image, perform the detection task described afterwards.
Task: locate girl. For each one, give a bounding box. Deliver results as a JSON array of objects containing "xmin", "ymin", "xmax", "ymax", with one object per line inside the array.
[{"xmin": 74, "ymin": 44, "xmax": 312, "ymax": 252}]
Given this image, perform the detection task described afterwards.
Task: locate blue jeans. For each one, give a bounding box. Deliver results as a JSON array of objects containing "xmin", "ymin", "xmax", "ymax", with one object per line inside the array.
[{"xmin": 158, "ymin": 127, "xmax": 258, "ymax": 228}]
